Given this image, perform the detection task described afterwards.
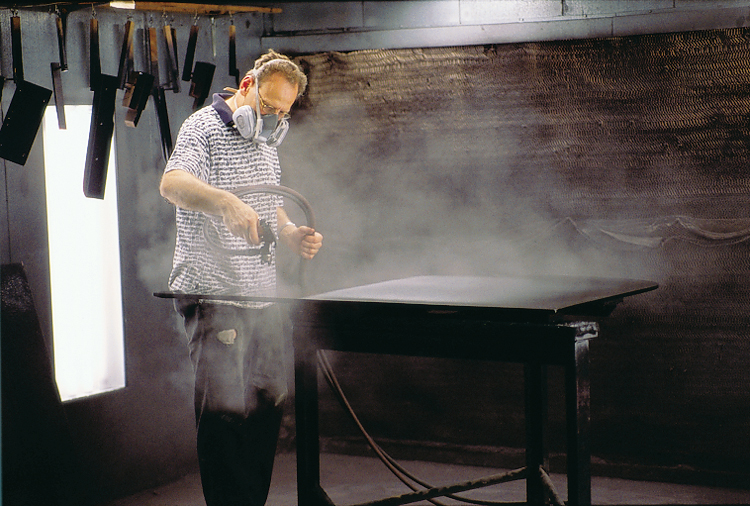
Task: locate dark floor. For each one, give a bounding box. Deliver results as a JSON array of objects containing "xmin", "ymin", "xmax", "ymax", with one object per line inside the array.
[{"xmin": 102, "ymin": 451, "xmax": 750, "ymax": 506}]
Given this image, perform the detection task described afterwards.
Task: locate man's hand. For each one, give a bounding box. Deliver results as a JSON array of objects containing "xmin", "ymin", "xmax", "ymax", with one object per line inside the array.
[
  {"xmin": 220, "ymin": 195, "xmax": 262, "ymax": 245},
  {"xmin": 280, "ymin": 225, "xmax": 323, "ymax": 259},
  {"xmin": 160, "ymin": 170, "xmax": 263, "ymax": 245}
]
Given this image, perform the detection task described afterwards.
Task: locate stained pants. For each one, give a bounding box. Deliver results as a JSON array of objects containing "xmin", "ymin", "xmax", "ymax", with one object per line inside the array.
[{"xmin": 176, "ymin": 300, "xmax": 288, "ymax": 506}]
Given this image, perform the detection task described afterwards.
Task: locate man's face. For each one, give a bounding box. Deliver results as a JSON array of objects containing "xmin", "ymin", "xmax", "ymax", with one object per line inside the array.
[{"xmin": 241, "ymin": 72, "xmax": 298, "ymax": 120}]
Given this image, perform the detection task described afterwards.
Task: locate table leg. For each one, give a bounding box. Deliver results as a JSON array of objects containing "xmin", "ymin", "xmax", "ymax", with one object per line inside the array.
[
  {"xmin": 566, "ymin": 339, "xmax": 592, "ymax": 506},
  {"xmin": 295, "ymin": 330, "xmax": 324, "ymax": 506},
  {"xmin": 524, "ymin": 362, "xmax": 548, "ymax": 506}
]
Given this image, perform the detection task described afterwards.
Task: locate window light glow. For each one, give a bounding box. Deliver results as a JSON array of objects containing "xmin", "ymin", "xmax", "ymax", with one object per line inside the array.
[{"xmin": 43, "ymin": 105, "xmax": 126, "ymax": 402}]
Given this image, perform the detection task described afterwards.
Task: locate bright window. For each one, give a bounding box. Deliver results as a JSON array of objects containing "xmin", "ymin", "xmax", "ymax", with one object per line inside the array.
[{"xmin": 43, "ymin": 105, "xmax": 126, "ymax": 402}]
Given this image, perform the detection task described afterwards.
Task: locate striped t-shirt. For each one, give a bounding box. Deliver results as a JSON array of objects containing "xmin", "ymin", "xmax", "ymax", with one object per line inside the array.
[{"xmin": 164, "ymin": 94, "xmax": 283, "ymax": 306}]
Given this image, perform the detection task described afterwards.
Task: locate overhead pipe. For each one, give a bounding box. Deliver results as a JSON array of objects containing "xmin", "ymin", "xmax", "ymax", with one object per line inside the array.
[{"xmin": 109, "ymin": 2, "xmax": 281, "ymax": 16}]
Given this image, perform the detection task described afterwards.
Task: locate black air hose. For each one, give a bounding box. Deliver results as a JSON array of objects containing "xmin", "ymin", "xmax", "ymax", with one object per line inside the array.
[{"xmin": 202, "ymin": 184, "xmax": 316, "ymax": 294}]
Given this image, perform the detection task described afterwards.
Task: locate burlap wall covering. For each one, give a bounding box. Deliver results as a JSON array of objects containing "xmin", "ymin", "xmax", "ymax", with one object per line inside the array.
[{"xmin": 280, "ymin": 29, "xmax": 750, "ymax": 483}]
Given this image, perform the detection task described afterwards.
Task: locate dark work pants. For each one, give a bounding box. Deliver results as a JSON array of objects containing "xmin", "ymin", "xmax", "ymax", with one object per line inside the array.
[{"xmin": 176, "ymin": 300, "xmax": 287, "ymax": 506}]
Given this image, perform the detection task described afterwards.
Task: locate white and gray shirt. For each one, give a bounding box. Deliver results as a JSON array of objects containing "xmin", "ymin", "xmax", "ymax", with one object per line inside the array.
[{"xmin": 164, "ymin": 94, "xmax": 283, "ymax": 305}]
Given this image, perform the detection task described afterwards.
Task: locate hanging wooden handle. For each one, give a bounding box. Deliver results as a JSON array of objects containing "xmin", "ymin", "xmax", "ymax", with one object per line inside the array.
[
  {"xmin": 147, "ymin": 27, "xmax": 159, "ymax": 79},
  {"xmin": 122, "ymin": 72, "xmax": 155, "ymax": 128},
  {"xmin": 90, "ymin": 17, "xmax": 101, "ymax": 90},
  {"xmin": 152, "ymin": 86, "xmax": 173, "ymax": 160},
  {"xmin": 11, "ymin": 16, "xmax": 23, "ymax": 82},
  {"xmin": 117, "ymin": 20, "xmax": 135, "ymax": 89},
  {"xmin": 163, "ymin": 24, "xmax": 180, "ymax": 92},
  {"xmin": 85, "ymin": 75, "xmax": 119, "ymax": 199},
  {"xmin": 182, "ymin": 24, "xmax": 199, "ymax": 82},
  {"xmin": 189, "ymin": 61, "xmax": 215, "ymax": 109},
  {"xmin": 51, "ymin": 62, "xmax": 66, "ymax": 129},
  {"xmin": 229, "ymin": 23, "xmax": 239, "ymax": 87},
  {"xmin": 56, "ymin": 13, "xmax": 68, "ymax": 71}
]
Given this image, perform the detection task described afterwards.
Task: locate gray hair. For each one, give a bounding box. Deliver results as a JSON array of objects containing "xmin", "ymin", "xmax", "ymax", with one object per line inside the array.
[{"xmin": 248, "ymin": 49, "xmax": 308, "ymax": 97}]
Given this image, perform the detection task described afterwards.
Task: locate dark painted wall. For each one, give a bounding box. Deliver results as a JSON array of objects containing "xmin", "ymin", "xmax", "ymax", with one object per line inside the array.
[{"xmin": 2, "ymin": 4, "xmax": 750, "ymax": 505}]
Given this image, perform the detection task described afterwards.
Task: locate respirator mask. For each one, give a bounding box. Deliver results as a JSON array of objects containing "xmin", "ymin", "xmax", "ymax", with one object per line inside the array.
[{"xmin": 232, "ymin": 74, "xmax": 289, "ymax": 147}]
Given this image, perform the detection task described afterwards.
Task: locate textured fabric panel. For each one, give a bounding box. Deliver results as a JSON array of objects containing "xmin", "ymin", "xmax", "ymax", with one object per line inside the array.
[
  {"xmin": 288, "ymin": 30, "xmax": 750, "ymax": 289},
  {"xmin": 282, "ymin": 30, "xmax": 750, "ymax": 477},
  {"xmin": 294, "ymin": 30, "xmax": 750, "ymax": 220}
]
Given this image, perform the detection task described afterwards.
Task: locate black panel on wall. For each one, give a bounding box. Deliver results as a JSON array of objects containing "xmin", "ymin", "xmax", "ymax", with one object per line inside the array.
[
  {"xmin": 1, "ymin": 264, "xmax": 89, "ymax": 506},
  {"xmin": 0, "ymin": 81, "xmax": 52, "ymax": 166},
  {"xmin": 84, "ymin": 74, "xmax": 119, "ymax": 199}
]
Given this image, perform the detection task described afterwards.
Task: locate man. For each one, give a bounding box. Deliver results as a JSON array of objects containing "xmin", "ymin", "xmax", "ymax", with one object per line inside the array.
[{"xmin": 160, "ymin": 50, "xmax": 323, "ymax": 506}]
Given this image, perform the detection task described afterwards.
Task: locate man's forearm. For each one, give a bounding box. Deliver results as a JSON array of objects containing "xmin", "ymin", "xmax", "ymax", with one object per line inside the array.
[
  {"xmin": 160, "ymin": 168, "xmax": 262, "ymax": 244},
  {"xmin": 160, "ymin": 169, "xmax": 239, "ymax": 216}
]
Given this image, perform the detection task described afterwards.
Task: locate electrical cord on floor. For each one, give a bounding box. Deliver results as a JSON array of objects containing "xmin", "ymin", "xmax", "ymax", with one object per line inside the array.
[{"xmin": 317, "ymin": 351, "xmax": 532, "ymax": 506}]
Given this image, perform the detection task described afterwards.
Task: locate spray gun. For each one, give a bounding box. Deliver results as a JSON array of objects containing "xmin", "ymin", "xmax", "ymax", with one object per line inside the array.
[
  {"xmin": 202, "ymin": 184, "xmax": 316, "ymax": 290},
  {"xmin": 203, "ymin": 215, "xmax": 277, "ymax": 264},
  {"xmin": 257, "ymin": 219, "xmax": 275, "ymax": 265}
]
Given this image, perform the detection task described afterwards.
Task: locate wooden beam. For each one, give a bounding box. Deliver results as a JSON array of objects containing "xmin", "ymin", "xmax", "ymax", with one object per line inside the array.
[{"xmin": 109, "ymin": 2, "xmax": 282, "ymax": 15}]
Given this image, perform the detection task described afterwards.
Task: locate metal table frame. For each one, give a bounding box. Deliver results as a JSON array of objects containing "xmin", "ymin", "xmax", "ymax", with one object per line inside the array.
[{"xmin": 292, "ymin": 275, "xmax": 657, "ymax": 506}]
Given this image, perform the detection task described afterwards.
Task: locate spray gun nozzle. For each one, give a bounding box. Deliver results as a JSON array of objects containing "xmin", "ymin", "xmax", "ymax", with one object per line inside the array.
[{"xmin": 258, "ymin": 219, "xmax": 276, "ymax": 265}]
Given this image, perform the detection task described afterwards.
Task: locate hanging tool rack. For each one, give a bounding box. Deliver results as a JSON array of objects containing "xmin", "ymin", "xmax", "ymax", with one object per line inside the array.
[{"xmin": 0, "ymin": 1, "xmax": 283, "ymax": 188}]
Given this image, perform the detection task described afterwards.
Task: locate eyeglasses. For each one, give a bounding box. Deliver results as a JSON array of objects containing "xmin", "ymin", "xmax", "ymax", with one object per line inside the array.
[{"xmin": 257, "ymin": 90, "xmax": 290, "ymax": 121}]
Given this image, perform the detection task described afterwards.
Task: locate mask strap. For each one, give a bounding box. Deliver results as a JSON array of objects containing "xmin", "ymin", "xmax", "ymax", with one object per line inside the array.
[{"xmin": 253, "ymin": 76, "xmax": 265, "ymax": 142}]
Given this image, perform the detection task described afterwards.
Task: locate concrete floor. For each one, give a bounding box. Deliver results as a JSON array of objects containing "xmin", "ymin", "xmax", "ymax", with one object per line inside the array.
[{"xmin": 102, "ymin": 451, "xmax": 750, "ymax": 506}]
